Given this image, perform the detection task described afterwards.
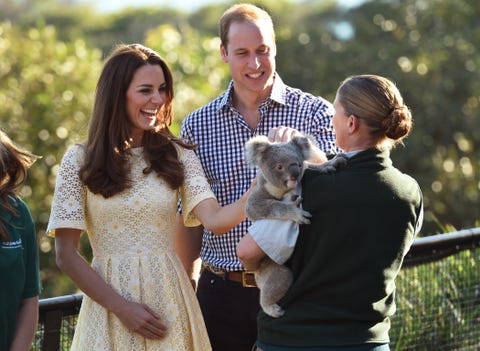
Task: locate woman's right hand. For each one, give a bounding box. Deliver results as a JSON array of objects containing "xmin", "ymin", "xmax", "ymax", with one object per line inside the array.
[
  {"xmin": 55, "ymin": 230, "xmax": 168, "ymax": 340},
  {"xmin": 115, "ymin": 300, "xmax": 167, "ymax": 339}
]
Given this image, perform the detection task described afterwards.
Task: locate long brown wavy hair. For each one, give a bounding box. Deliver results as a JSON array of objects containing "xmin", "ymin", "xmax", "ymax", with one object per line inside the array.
[
  {"xmin": 0, "ymin": 130, "xmax": 39, "ymax": 241},
  {"xmin": 79, "ymin": 44, "xmax": 194, "ymax": 198}
]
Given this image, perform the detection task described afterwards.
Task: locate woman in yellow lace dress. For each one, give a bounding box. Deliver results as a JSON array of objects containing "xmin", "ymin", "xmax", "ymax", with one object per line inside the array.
[{"xmin": 47, "ymin": 44, "xmax": 250, "ymax": 350}]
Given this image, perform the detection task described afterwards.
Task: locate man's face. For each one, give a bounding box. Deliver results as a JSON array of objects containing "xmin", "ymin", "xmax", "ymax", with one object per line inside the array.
[{"xmin": 221, "ymin": 19, "xmax": 276, "ymax": 99}]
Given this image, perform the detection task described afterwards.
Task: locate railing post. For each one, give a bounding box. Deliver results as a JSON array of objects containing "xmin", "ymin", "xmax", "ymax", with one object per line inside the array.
[
  {"xmin": 42, "ymin": 309, "xmax": 63, "ymax": 351},
  {"xmin": 37, "ymin": 293, "xmax": 83, "ymax": 351}
]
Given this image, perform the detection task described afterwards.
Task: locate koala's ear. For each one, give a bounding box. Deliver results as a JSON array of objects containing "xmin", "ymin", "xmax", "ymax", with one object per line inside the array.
[
  {"xmin": 291, "ymin": 134, "xmax": 315, "ymax": 159},
  {"xmin": 245, "ymin": 135, "xmax": 271, "ymax": 166}
]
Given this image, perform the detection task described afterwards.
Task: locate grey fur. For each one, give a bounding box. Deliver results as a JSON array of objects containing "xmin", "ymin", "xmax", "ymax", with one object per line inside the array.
[{"xmin": 244, "ymin": 134, "xmax": 346, "ymax": 318}]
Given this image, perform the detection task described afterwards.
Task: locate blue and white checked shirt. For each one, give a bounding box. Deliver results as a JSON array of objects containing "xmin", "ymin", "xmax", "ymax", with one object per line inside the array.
[{"xmin": 180, "ymin": 74, "xmax": 336, "ymax": 271}]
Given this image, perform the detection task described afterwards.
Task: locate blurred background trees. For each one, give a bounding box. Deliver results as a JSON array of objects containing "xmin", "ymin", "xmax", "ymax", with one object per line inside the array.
[{"xmin": 0, "ymin": 0, "xmax": 478, "ymax": 296}]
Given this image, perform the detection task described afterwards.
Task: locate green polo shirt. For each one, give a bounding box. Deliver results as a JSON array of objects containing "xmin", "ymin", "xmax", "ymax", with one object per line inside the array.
[{"xmin": 0, "ymin": 196, "xmax": 41, "ymax": 350}]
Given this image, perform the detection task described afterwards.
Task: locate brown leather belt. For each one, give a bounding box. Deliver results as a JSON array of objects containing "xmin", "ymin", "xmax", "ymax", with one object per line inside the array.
[{"xmin": 202, "ymin": 262, "xmax": 257, "ymax": 288}]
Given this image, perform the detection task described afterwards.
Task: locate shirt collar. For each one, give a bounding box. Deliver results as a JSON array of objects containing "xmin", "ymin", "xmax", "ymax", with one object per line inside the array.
[
  {"xmin": 217, "ymin": 80, "xmax": 235, "ymax": 110},
  {"xmin": 269, "ymin": 74, "xmax": 287, "ymax": 105},
  {"xmin": 345, "ymin": 149, "xmax": 364, "ymax": 158}
]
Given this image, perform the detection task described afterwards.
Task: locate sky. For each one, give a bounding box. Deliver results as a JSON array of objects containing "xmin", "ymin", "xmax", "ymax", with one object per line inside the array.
[{"xmin": 77, "ymin": 0, "xmax": 366, "ymax": 13}]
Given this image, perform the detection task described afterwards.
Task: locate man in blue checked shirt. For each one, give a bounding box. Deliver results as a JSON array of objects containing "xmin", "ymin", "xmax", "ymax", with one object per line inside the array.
[{"xmin": 175, "ymin": 3, "xmax": 337, "ymax": 351}]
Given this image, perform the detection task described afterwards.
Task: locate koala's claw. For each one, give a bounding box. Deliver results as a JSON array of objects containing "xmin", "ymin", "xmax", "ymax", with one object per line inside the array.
[
  {"xmin": 323, "ymin": 164, "xmax": 337, "ymax": 173},
  {"xmin": 294, "ymin": 196, "xmax": 303, "ymax": 207},
  {"xmin": 299, "ymin": 218, "xmax": 311, "ymax": 225},
  {"xmin": 309, "ymin": 153, "xmax": 348, "ymax": 174},
  {"xmin": 295, "ymin": 208, "xmax": 311, "ymax": 224},
  {"xmin": 263, "ymin": 304, "xmax": 285, "ymax": 318},
  {"xmin": 300, "ymin": 217, "xmax": 311, "ymax": 225},
  {"xmin": 331, "ymin": 153, "xmax": 348, "ymax": 169},
  {"xmin": 325, "ymin": 153, "xmax": 348, "ymax": 173}
]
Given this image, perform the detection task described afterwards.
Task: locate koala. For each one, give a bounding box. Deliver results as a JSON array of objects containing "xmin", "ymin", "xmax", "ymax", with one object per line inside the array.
[{"xmin": 244, "ymin": 134, "xmax": 346, "ymax": 318}]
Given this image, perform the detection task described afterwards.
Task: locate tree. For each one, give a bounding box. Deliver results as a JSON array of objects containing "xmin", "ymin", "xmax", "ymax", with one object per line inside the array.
[
  {"xmin": 0, "ymin": 21, "xmax": 103, "ymax": 296},
  {"xmin": 274, "ymin": 0, "xmax": 480, "ymax": 234}
]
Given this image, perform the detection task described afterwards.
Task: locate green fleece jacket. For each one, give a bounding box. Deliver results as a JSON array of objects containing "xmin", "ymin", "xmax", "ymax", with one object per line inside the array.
[{"xmin": 257, "ymin": 147, "xmax": 423, "ymax": 347}]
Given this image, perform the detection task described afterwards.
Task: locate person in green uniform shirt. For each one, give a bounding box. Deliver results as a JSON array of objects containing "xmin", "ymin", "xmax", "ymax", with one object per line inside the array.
[
  {"xmin": 0, "ymin": 129, "xmax": 41, "ymax": 351},
  {"xmin": 238, "ymin": 75, "xmax": 423, "ymax": 351}
]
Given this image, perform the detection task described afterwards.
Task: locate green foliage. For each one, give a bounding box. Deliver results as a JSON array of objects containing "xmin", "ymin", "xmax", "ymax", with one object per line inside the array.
[
  {"xmin": 0, "ymin": 21, "xmax": 102, "ymax": 296},
  {"xmin": 87, "ymin": 8, "xmax": 189, "ymax": 56},
  {"xmin": 274, "ymin": 0, "xmax": 480, "ymax": 234},
  {"xmin": 392, "ymin": 249, "xmax": 480, "ymax": 349}
]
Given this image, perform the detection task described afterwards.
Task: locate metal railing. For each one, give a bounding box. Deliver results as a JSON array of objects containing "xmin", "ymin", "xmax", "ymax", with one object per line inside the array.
[
  {"xmin": 392, "ymin": 227, "xmax": 480, "ymax": 350},
  {"xmin": 33, "ymin": 294, "xmax": 82, "ymax": 350},
  {"xmin": 32, "ymin": 228, "xmax": 480, "ymax": 351}
]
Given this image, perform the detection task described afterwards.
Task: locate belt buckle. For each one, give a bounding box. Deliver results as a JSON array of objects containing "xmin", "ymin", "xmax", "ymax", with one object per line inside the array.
[{"xmin": 241, "ymin": 271, "xmax": 256, "ymax": 288}]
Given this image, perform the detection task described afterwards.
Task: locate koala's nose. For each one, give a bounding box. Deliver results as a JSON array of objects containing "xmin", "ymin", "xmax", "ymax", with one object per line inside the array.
[{"xmin": 288, "ymin": 164, "xmax": 301, "ymax": 179}]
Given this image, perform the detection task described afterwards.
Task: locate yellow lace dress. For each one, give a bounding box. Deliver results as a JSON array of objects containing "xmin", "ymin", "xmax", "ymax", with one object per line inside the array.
[{"xmin": 47, "ymin": 145, "xmax": 213, "ymax": 351}]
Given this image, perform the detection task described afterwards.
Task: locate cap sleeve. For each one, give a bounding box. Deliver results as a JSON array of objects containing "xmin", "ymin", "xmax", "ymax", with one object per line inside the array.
[
  {"xmin": 178, "ymin": 147, "xmax": 215, "ymax": 227},
  {"xmin": 46, "ymin": 145, "xmax": 87, "ymax": 236}
]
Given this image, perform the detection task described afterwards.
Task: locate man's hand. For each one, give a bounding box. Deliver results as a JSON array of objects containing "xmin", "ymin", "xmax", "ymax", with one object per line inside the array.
[
  {"xmin": 267, "ymin": 126, "xmax": 302, "ymax": 142},
  {"xmin": 268, "ymin": 126, "xmax": 328, "ymax": 163}
]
